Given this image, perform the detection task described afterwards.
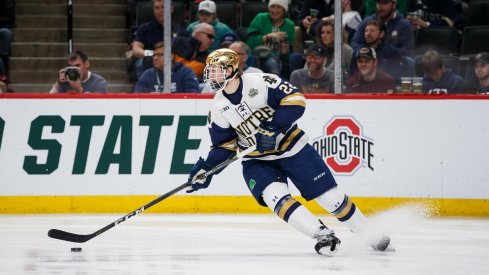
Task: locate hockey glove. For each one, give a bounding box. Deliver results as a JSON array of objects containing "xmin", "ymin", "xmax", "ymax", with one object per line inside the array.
[
  {"xmin": 186, "ymin": 157, "xmax": 213, "ymax": 193},
  {"xmin": 255, "ymin": 122, "xmax": 281, "ymax": 153}
]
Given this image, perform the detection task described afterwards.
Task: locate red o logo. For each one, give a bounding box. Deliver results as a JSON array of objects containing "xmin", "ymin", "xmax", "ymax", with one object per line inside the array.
[{"xmin": 325, "ymin": 118, "xmax": 361, "ymax": 174}]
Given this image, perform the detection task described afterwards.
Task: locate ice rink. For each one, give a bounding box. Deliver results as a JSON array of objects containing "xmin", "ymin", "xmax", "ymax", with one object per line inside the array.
[{"xmin": 1, "ymin": 205, "xmax": 488, "ymax": 275}]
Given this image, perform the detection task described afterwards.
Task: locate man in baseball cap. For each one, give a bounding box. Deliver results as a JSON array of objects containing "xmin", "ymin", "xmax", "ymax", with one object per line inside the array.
[
  {"xmin": 474, "ymin": 52, "xmax": 489, "ymax": 64},
  {"xmin": 356, "ymin": 46, "xmax": 377, "ymax": 60},
  {"xmin": 290, "ymin": 43, "xmax": 334, "ymax": 93},
  {"xmin": 219, "ymin": 33, "xmax": 240, "ymax": 49},
  {"xmin": 346, "ymin": 47, "xmax": 396, "ymax": 93},
  {"xmin": 305, "ymin": 43, "xmax": 327, "ymax": 57},
  {"xmin": 187, "ymin": 0, "xmax": 234, "ymax": 52},
  {"xmin": 471, "ymin": 52, "xmax": 489, "ymax": 94},
  {"xmin": 198, "ymin": 0, "xmax": 216, "ymax": 14}
]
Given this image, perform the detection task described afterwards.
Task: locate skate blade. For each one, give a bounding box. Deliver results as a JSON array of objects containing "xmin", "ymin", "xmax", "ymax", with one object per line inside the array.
[{"xmin": 318, "ymin": 245, "xmax": 340, "ymax": 257}]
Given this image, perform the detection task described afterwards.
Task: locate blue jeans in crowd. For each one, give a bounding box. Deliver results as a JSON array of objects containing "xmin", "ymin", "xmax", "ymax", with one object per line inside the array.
[{"xmin": 0, "ymin": 28, "xmax": 13, "ymax": 55}]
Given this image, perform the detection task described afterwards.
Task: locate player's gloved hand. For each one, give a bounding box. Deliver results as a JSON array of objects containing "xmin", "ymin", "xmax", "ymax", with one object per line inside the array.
[
  {"xmin": 255, "ymin": 122, "xmax": 281, "ymax": 153},
  {"xmin": 186, "ymin": 157, "xmax": 213, "ymax": 193}
]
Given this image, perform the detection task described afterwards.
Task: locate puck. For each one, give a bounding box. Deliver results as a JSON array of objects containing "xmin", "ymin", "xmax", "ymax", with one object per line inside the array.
[{"xmin": 71, "ymin": 247, "xmax": 82, "ymax": 252}]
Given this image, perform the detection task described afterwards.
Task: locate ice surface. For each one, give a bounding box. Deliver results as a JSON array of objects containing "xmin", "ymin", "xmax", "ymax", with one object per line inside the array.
[{"xmin": 1, "ymin": 205, "xmax": 488, "ymax": 275}]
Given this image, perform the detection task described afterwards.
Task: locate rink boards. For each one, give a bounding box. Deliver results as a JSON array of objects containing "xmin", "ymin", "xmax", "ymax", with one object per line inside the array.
[{"xmin": 0, "ymin": 93, "xmax": 488, "ymax": 216}]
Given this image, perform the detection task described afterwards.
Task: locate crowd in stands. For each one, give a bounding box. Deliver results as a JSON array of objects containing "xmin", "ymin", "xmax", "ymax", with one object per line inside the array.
[
  {"xmin": 124, "ymin": 0, "xmax": 489, "ymax": 94},
  {"xmin": 2, "ymin": 0, "xmax": 489, "ymax": 94}
]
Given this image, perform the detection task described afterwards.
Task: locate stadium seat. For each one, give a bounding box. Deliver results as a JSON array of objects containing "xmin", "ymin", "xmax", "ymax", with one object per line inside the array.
[
  {"xmin": 189, "ymin": 1, "xmax": 239, "ymax": 30},
  {"xmin": 241, "ymin": 2, "xmax": 269, "ymax": 28},
  {"xmin": 414, "ymin": 27, "xmax": 459, "ymax": 56},
  {"xmin": 135, "ymin": 1, "xmax": 154, "ymax": 27},
  {"xmin": 235, "ymin": 27, "xmax": 249, "ymax": 42},
  {"xmin": 461, "ymin": 26, "xmax": 489, "ymax": 56},
  {"xmin": 173, "ymin": 1, "xmax": 186, "ymax": 27},
  {"xmin": 466, "ymin": 0, "xmax": 489, "ymax": 26}
]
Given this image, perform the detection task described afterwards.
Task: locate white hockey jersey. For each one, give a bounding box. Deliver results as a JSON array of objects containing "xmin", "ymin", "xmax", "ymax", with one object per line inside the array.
[{"xmin": 207, "ymin": 73, "xmax": 309, "ymax": 161}]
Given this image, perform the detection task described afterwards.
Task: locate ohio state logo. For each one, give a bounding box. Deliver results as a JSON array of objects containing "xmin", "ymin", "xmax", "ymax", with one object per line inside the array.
[{"xmin": 312, "ymin": 116, "xmax": 374, "ymax": 175}]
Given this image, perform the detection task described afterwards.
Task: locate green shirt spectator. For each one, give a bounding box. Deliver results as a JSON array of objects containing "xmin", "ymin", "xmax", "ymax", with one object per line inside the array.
[
  {"xmin": 246, "ymin": 13, "xmax": 295, "ymax": 54},
  {"xmin": 365, "ymin": 0, "xmax": 408, "ymax": 17}
]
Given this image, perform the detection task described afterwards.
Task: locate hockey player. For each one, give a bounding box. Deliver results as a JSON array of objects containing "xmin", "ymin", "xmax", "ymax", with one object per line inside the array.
[{"xmin": 187, "ymin": 48, "xmax": 390, "ymax": 256}]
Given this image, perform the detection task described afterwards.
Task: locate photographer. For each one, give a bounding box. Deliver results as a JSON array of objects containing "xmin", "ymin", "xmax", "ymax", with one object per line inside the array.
[{"xmin": 50, "ymin": 50, "xmax": 107, "ymax": 94}]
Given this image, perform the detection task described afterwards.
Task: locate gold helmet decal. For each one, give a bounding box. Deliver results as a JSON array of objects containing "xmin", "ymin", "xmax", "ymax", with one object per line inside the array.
[{"xmin": 206, "ymin": 48, "xmax": 239, "ymax": 71}]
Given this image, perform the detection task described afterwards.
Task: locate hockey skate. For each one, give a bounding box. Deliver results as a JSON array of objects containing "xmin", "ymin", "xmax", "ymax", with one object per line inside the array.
[{"xmin": 314, "ymin": 224, "xmax": 341, "ymax": 256}]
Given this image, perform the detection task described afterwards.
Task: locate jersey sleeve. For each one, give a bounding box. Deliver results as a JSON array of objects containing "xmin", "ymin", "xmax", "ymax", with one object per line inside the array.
[
  {"xmin": 261, "ymin": 74, "xmax": 306, "ymax": 132},
  {"xmin": 206, "ymin": 106, "xmax": 239, "ymax": 166}
]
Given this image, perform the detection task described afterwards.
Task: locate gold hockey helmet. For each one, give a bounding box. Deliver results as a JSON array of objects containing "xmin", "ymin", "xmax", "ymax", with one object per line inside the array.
[{"xmin": 204, "ymin": 48, "xmax": 240, "ymax": 92}]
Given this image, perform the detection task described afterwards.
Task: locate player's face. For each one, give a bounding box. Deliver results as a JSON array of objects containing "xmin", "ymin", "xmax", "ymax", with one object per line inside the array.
[
  {"xmin": 204, "ymin": 64, "xmax": 231, "ymax": 92},
  {"xmin": 320, "ymin": 25, "xmax": 334, "ymax": 47},
  {"xmin": 269, "ymin": 4, "xmax": 285, "ymax": 21},
  {"xmin": 357, "ymin": 57, "xmax": 376, "ymax": 76},
  {"xmin": 475, "ymin": 61, "xmax": 489, "ymax": 80},
  {"xmin": 207, "ymin": 65, "xmax": 226, "ymax": 83},
  {"xmin": 365, "ymin": 25, "xmax": 383, "ymax": 45}
]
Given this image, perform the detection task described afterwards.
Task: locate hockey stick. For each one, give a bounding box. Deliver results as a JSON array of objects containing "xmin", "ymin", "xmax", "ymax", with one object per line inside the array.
[{"xmin": 48, "ymin": 146, "xmax": 256, "ymax": 243}]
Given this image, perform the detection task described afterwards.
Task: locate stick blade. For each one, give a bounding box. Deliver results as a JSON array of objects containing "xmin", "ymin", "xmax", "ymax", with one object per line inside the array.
[{"xmin": 48, "ymin": 229, "xmax": 93, "ymax": 243}]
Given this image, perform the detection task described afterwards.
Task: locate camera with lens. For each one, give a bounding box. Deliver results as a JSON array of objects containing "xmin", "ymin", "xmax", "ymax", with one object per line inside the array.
[{"xmin": 64, "ymin": 67, "xmax": 80, "ymax": 81}]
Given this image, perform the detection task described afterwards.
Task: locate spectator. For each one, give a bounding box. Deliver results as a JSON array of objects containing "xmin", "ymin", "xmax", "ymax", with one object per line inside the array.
[
  {"xmin": 130, "ymin": 0, "xmax": 185, "ymax": 78},
  {"xmin": 172, "ymin": 23, "xmax": 215, "ymax": 81},
  {"xmin": 0, "ymin": 58, "xmax": 6, "ymax": 93},
  {"xmin": 228, "ymin": 41, "xmax": 263, "ymax": 74},
  {"xmin": 322, "ymin": 0, "xmax": 363, "ymax": 43},
  {"xmin": 467, "ymin": 52, "xmax": 489, "ymax": 94},
  {"xmin": 50, "ymin": 50, "xmax": 107, "ymax": 94},
  {"xmin": 218, "ymin": 33, "xmax": 258, "ymax": 69},
  {"xmin": 187, "ymin": 0, "xmax": 235, "ymax": 52},
  {"xmin": 246, "ymin": 0, "xmax": 295, "ymax": 78},
  {"xmin": 201, "ymin": 41, "xmax": 263, "ymax": 93},
  {"xmin": 350, "ymin": 19, "xmax": 407, "ymax": 83},
  {"xmin": 0, "ymin": 0, "xmax": 15, "ymax": 79},
  {"xmin": 406, "ymin": 0, "xmax": 460, "ymax": 30},
  {"xmin": 295, "ymin": 0, "xmax": 335, "ymax": 45},
  {"xmin": 421, "ymin": 50, "xmax": 465, "ymax": 94},
  {"xmin": 365, "ymin": 0, "xmax": 408, "ymax": 16},
  {"xmin": 289, "ymin": 20, "xmax": 354, "ymax": 80},
  {"xmin": 135, "ymin": 42, "xmax": 199, "ymax": 93},
  {"xmin": 346, "ymin": 47, "xmax": 396, "ymax": 93},
  {"xmin": 317, "ymin": 20, "xmax": 354, "ymax": 78},
  {"xmin": 219, "ymin": 33, "xmax": 240, "ymax": 49},
  {"xmin": 352, "ymin": 0, "xmax": 414, "ymax": 58},
  {"xmin": 290, "ymin": 43, "xmax": 335, "ymax": 93}
]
